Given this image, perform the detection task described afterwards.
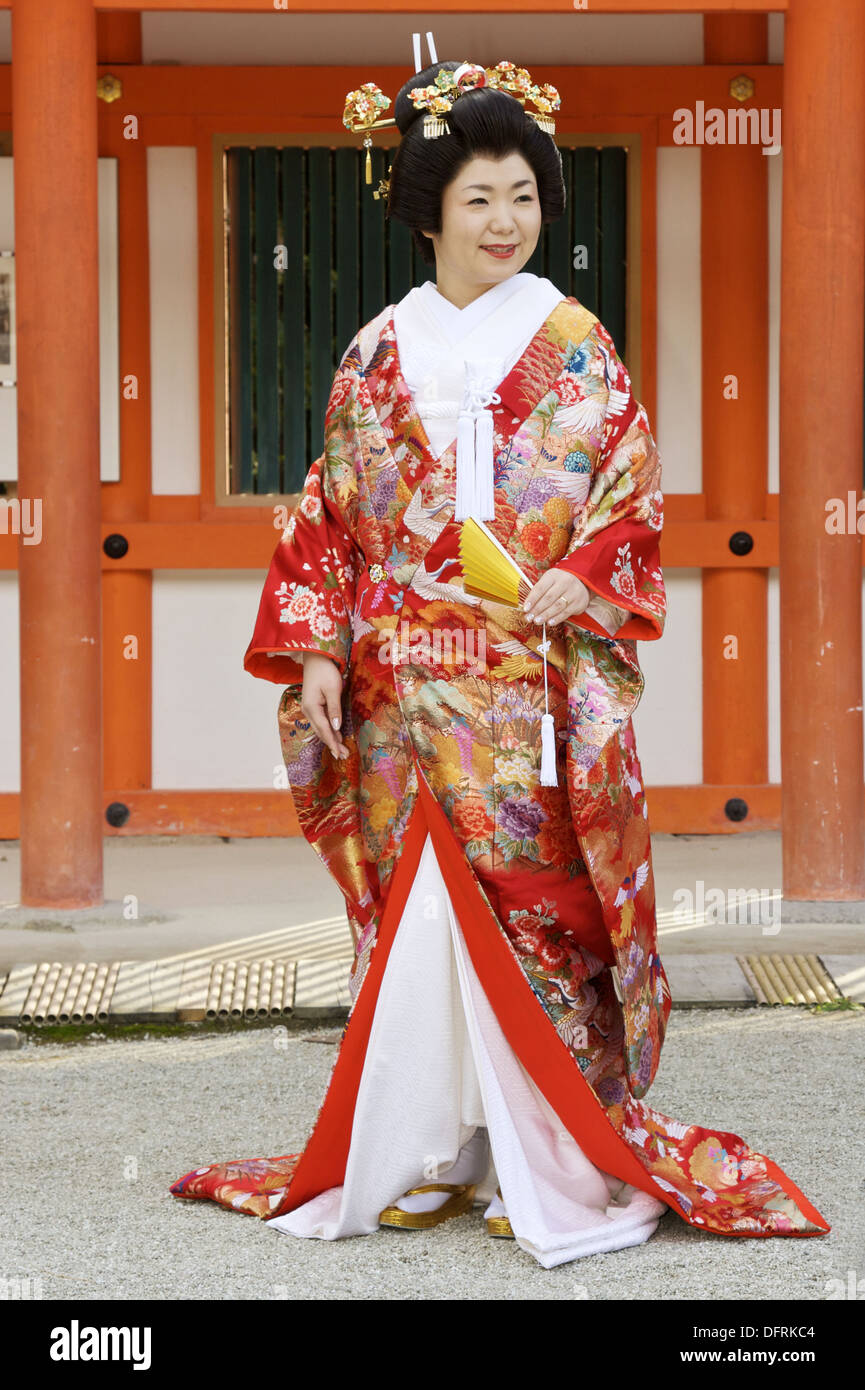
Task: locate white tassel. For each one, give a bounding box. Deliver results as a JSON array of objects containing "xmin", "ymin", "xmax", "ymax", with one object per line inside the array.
[
  {"xmin": 454, "ymin": 363, "xmax": 500, "ymax": 522},
  {"xmin": 540, "ymin": 713, "xmax": 557, "ymax": 786},
  {"xmin": 473, "ymin": 408, "xmax": 496, "ymax": 520},
  {"xmin": 538, "ymin": 623, "xmax": 559, "ymax": 786},
  {"xmin": 455, "ymin": 410, "xmax": 476, "ymax": 522}
]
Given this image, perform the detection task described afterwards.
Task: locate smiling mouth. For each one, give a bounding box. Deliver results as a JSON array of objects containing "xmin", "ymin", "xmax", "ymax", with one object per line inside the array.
[{"xmin": 482, "ymin": 244, "xmax": 516, "ymax": 249}]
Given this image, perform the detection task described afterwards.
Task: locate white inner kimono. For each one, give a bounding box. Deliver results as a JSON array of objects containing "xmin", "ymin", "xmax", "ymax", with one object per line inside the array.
[{"xmin": 268, "ymin": 275, "xmax": 666, "ymax": 1267}]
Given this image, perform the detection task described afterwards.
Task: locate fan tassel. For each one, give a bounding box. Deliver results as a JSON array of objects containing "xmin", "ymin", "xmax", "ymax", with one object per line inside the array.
[
  {"xmin": 538, "ymin": 623, "xmax": 558, "ymax": 787},
  {"xmin": 540, "ymin": 713, "xmax": 558, "ymax": 786}
]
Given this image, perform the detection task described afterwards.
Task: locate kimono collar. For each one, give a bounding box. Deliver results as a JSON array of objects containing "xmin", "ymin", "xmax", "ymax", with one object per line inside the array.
[
  {"xmin": 415, "ymin": 271, "xmax": 534, "ymax": 342},
  {"xmin": 393, "ymin": 272, "xmax": 564, "ymax": 391}
]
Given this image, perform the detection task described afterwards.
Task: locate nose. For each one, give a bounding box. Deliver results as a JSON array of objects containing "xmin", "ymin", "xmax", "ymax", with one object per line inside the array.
[{"xmin": 488, "ymin": 205, "xmax": 516, "ymax": 234}]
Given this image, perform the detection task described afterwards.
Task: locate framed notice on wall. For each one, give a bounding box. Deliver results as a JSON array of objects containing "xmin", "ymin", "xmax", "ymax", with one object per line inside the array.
[
  {"xmin": 0, "ymin": 156, "xmax": 118, "ymax": 482},
  {"xmin": 0, "ymin": 251, "xmax": 14, "ymax": 379}
]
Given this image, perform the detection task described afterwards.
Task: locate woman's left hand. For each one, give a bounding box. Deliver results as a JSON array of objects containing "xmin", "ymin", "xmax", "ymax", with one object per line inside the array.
[{"xmin": 523, "ymin": 569, "xmax": 592, "ymax": 627}]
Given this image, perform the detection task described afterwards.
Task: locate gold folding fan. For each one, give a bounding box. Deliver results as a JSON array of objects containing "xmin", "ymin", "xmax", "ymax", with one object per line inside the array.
[
  {"xmin": 457, "ymin": 517, "xmax": 559, "ymax": 787},
  {"xmin": 458, "ymin": 517, "xmax": 532, "ymax": 607}
]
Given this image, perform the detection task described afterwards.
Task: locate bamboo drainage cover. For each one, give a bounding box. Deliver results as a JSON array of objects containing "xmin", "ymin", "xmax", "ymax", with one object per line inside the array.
[
  {"xmin": 0, "ymin": 958, "xmax": 301, "ymax": 1024},
  {"xmin": 735, "ymin": 954, "xmax": 843, "ymax": 1006}
]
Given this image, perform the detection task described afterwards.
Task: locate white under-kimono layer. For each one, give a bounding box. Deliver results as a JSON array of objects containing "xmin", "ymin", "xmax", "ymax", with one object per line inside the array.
[{"xmin": 268, "ymin": 275, "xmax": 666, "ymax": 1267}]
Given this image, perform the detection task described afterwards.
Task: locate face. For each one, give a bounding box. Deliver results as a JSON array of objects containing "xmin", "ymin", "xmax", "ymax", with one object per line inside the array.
[{"xmin": 422, "ymin": 151, "xmax": 542, "ymax": 307}]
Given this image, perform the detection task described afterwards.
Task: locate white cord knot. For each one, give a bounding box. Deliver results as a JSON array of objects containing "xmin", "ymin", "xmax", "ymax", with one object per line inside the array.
[{"xmin": 463, "ymin": 381, "xmax": 502, "ymax": 414}]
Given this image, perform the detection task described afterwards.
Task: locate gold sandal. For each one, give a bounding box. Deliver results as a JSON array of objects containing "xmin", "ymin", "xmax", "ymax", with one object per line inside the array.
[
  {"xmin": 378, "ymin": 1182, "xmax": 477, "ymax": 1229},
  {"xmin": 485, "ymin": 1187, "xmax": 514, "ymax": 1238}
]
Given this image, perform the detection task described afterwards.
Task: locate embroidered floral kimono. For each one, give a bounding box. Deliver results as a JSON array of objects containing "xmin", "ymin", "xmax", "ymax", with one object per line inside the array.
[{"xmin": 170, "ymin": 273, "xmax": 830, "ymax": 1264}]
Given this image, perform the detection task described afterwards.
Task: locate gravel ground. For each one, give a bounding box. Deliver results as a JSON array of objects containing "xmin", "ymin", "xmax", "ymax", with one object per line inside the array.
[{"xmin": 1, "ymin": 1008, "xmax": 862, "ymax": 1302}]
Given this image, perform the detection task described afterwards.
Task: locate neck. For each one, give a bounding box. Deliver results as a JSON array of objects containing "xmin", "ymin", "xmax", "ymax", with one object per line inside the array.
[{"xmin": 433, "ymin": 268, "xmax": 519, "ymax": 311}]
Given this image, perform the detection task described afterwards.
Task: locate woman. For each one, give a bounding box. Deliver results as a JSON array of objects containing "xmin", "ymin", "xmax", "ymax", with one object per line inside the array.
[{"xmin": 170, "ymin": 50, "xmax": 830, "ymax": 1268}]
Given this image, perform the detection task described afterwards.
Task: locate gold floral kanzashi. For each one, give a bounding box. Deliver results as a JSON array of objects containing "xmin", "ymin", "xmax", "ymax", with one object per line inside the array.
[{"xmin": 342, "ymin": 59, "xmax": 561, "ymax": 193}]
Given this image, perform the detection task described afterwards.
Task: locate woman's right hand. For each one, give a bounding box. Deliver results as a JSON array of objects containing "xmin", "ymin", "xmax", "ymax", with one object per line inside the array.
[{"xmin": 300, "ymin": 652, "xmax": 350, "ymax": 760}]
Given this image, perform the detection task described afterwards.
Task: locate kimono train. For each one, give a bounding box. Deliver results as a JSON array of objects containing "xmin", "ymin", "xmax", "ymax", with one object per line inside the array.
[{"xmin": 170, "ymin": 273, "xmax": 830, "ymax": 1268}]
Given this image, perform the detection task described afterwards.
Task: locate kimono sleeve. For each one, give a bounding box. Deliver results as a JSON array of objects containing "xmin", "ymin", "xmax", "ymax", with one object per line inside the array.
[
  {"xmin": 243, "ymin": 356, "xmax": 362, "ymax": 686},
  {"xmin": 555, "ymin": 330, "xmax": 666, "ymax": 644}
]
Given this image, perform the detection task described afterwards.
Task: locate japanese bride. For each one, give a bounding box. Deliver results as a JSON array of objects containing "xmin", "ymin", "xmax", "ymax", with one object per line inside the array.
[{"xmin": 170, "ymin": 39, "xmax": 830, "ymax": 1268}]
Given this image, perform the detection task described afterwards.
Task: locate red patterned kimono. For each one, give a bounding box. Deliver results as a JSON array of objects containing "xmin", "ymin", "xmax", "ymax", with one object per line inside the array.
[{"xmin": 170, "ymin": 290, "xmax": 830, "ymax": 1248}]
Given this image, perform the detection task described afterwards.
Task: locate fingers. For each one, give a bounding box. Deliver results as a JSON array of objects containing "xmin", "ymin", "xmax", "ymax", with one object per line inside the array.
[
  {"xmin": 324, "ymin": 689, "xmax": 350, "ymax": 760},
  {"xmin": 524, "ymin": 572, "xmax": 591, "ymax": 626},
  {"xmin": 309, "ymin": 695, "xmax": 350, "ymax": 760},
  {"xmin": 301, "ymin": 673, "xmax": 350, "ymax": 760},
  {"xmin": 527, "ymin": 593, "xmax": 570, "ymax": 626},
  {"xmin": 523, "ymin": 578, "xmax": 572, "ymax": 626}
]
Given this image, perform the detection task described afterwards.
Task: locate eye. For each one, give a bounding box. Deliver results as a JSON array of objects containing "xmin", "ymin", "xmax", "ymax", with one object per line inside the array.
[{"xmin": 469, "ymin": 194, "xmax": 534, "ymax": 205}]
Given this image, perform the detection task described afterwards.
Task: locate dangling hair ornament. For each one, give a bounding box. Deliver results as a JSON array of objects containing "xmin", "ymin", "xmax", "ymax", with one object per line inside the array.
[{"xmin": 341, "ymin": 31, "xmax": 561, "ymax": 199}]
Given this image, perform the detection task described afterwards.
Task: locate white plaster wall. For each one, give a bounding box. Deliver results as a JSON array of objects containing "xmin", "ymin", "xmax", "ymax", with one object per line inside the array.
[
  {"xmin": 151, "ymin": 571, "xmax": 289, "ymax": 790},
  {"xmin": 634, "ymin": 569, "xmax": 702, "ymax": 788},
  {"xmin": 148, "ymin": 147, "xmax": 200, "ymax": 496},
  {"xmin": 656, "ymin": 145, "xmax": 701, "ymax": 496},
  {"xmin": 644, "ymin": 144, "xmax": 704, "ymax": 783}
]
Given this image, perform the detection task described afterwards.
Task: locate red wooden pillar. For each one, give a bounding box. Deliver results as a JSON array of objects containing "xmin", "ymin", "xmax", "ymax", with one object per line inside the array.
[
  {"xmin": 13, "ymin": 0, "xmax": 103, "ymax": 905},
  {"xmin": 779, "ymin": 0, "xmax": 865, "ymax": 903},
  {"xmin": 701, "ymin": 16, "xmax": 769, "ymax": 799}
]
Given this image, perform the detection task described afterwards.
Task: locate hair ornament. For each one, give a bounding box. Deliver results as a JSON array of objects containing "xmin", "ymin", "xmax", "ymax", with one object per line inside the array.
[{"xmin": 342, "ymin": 32, "xmax": 560, "ymax": 197}]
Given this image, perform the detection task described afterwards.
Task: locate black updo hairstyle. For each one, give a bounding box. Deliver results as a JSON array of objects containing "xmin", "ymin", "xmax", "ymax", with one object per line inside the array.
[{"xmin": 386, "ymin": 60, "xmax": 566, "ymax": 267}]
